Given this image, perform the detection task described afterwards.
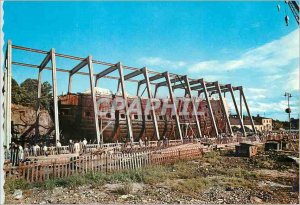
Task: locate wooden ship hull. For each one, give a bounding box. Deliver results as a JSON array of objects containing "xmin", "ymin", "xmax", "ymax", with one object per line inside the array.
[{"xmin": 58, "ymin": 93, "xmax": 228, "ymax": 143}]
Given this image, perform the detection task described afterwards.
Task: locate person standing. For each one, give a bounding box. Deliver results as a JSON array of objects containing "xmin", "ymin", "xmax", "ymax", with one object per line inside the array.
[
  {"xmin": 74, "ymin": 140, "xmax": 80, "ymax": 154},
  {"xmin": 69, "ymin": 139, "xmax": 73, "ymax": 153},
  {"xmin": 83, "ymin": 138, "xmax": 87, "ymax": 153},
  {"xmin": 43, "ymin": 144, "xmax": 48, "ymax": 156},
  {"xmin": 18, "ymin": 144, "xmax": 24, "ymax": 163},
  {"xmin": 33, "ymin": 144, "xmax": 38, "ymax": 157},
  {"xmin": 56, "ymin": 140, "xmax": 62, "ymax": 154},
  {"xmin": 13, "ymin": 143, "xmax": 20, "ymax": 166}
]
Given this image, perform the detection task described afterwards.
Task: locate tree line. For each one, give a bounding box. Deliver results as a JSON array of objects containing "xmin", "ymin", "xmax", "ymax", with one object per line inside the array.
[{"xmin": 11, "ymin": 78, "xmax": 53, "ymax": 111}]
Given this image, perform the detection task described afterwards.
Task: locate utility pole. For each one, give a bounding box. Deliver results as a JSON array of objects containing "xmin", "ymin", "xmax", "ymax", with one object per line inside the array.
[{"xmin": 284, "ymin": 92, "xmax": 292, "ymax": 135}]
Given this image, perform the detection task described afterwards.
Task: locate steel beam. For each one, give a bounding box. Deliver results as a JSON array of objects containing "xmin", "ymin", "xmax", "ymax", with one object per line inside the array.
[
  {"xmin": 184, "ymin": 76, "xmax": 202, "ymax": 138},
  {"xmin": 124, "ymin": 69, "xmax": 143, "ymax": 80},
  {"xmin": 122, "ymin": 67, "xmax": 161, "ymax": 140},
  {"xmin": 139, "ymin": 72, "xmax": 165, "ymax": 84},
  {"xmin": 96, "ymin": 65, "xmax": 117, "ymax": 80},
  {"xmin": 192, "ymin": 84, "xmax": 227, "ymax": 92},
  {"xmin": 156, "ymin": 75, "xmax": 185, "ymax": 87},
  {"xmin": 117, "ymin": 62, "xmax": 134, "ymax": 142},
  {"xmin": 39, "ymin": 52, "xmax": 51, "ymax": 70},
  {"xmin": 70, "ymin": 59, "xmax": 88, "ymax": 76},
  {"xmin": 154, "ymin": 84, "xmax": 159, "ymax": 98},
  {"xmin": 87, "ymin": 56, "xmax": 101, "ymax": 144},
  {"xmin": 68, "ymin": 58, "xmax": 88, "ymax": 93},
  {"xmin": 172, "ymin": 79, "xmax": 200, "ymax": 90},
  {"xmin": 227, "ymin": 85, "xmax": 246, "ymax": 136},
  {"xmin": 214, "ymin": 82, "xmax": 233, "ymax": 135},
  {"xmin": 136, "ymin": 83, "xmax": 141, "ymax": 96},
  {"xmin": 50, "ymin": 49, "xmax": 60, "ymax": 143},
  {"xmin": 239, "ymin": 87, "xmax": 256, "ymax": 134},
  {"xmin": 36, "ymin": 50, "xmax": 52, "ymax": 135},
  {"xmin": 164, "ymin": 72, "xmax": 183, "ymax": 141},
  {"xmin": 143, "ymin": 67, "xmax": 160, "ymax": 140},
  {"xmin": 200, "ymin": 79, "xmax": 219, "ymax": 137},
  {"xmin": 140, "ymin": 72, "xmax": 166, "ymax": 98}
]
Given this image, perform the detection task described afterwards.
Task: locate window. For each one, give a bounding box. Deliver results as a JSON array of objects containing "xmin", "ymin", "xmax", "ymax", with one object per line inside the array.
[
  {"xmin": 106, "ymin": 113, "xmax": 111, "ymax": 118},
  {"xmin": 147, "ymin": 115, "xmax": 152, "ymax": 120},
  {"xmin": 172, "ymin": 116, "xmax": 176, "ymax": 120},
  {"xmin": 159, "ymin": 115, "xmax": 163, "ymax": 120},
  {"xmin": 120, "ymin": 114, "xmax": 125, "ymax": 119},
  {"xmin": 134, "ymin": 115, "xmax": 138, "ymax": 120}
]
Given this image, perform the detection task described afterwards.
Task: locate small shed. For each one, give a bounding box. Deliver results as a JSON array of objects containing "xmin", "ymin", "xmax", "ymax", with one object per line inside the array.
[
  {"xmin": 235, "ymin": 143, "xmax": 258, "ymax": 157},
  {"xmin": 265, "ymin": 140, "xmax": 282, "ymax": 151}
]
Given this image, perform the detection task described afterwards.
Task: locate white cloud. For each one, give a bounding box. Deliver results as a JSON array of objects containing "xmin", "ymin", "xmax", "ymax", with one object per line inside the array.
[
  {"xmin": 244, "ymin": 88, "xmax": 267, "ymax": 100},
  {"xmin": 188, "ymin": 29, "xmax": 299, "ymax": 73},
  {"xmin": 138, "ymin": 57, "xmax": 186, "ymax": 69},
  {"xmin": 284, "ymin": 68, "xmax": 299, "ymax": 91},
  {"xmin": 248, "ymin": 100, "xmax": 298, "ymax": 114}
]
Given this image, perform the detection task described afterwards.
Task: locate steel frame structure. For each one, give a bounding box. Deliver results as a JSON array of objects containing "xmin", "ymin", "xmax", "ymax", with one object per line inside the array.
[{"xmin": 2, "ymin": 40, "xmax": 256, "ymax": 146}]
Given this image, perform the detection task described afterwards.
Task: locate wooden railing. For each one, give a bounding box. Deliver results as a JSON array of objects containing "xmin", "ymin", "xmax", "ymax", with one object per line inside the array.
[{"xmin": 4, "ymin": 145, "xmax": 203, "ymax": 182}]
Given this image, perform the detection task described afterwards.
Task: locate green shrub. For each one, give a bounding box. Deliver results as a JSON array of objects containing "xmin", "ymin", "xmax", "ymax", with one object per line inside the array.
[
  {"xmin": 114, "ymin": 183, "xmax": 133, "ymax": 195},
  {"xmin": 5, "ymin": 178, "xmax": 30, "ymax": 192}
]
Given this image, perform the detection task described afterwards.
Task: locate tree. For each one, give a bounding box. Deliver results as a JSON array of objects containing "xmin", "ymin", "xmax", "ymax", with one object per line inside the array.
[{"xmin": 12, "ymin": 78, "xmax": 53, "ymax": 110}]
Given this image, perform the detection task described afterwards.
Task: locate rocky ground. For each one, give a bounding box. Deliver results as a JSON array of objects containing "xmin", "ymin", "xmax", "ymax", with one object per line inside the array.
[{"xmin": 5, "ymin": 148, "xmax": 299, "ymax": 204}]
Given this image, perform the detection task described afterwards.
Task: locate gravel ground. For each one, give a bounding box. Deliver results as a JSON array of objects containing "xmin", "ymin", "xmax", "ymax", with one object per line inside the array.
[{"xmin": 5, "ymin": 149, "xmax": 299, "ymax": 204}]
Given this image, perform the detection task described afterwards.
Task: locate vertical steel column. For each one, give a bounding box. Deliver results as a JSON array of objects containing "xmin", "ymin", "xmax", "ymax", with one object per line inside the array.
[
  {"xmin": 240, "ymin": 89, "xmax": 243, "ymax": 119},
  {"xmin": 117, "ymin": 62, "xmax": 134, "ymax": 142},
  {"xmin": 87, "ymin": 56, "xmax": 101, "ymax": 144},
  {"xmin": 215, "ymin": 82, "xmax": 233, "ymax": 135},
  {"xmin": 228, "ymin": 85, "xmax": 246, "ymax": 136},
  {"xmin": 240, "ymin": 87, "xmax": 256, "ymax": 134},
  {"xmin": 50, "ymin": 49, "xmax": 60, "ymax": 143},
  {"xmin": 5, "ymin": 40, "xmax": 12, "ymax": 146},
  {"xmin": 184, "ymin": 76, "xmax": 202, "ymax": 138},
  {"xmin": 200, "ymin": 79, "xmax": 219, "ymax": 137},
  {"xmin": 143, "ymin": 67, "xmax": 160, "ymax": 140},
  {"xmin": 36, "ymin": 66, "xmax": 43, "ymax": 135},
  {"xmin": 164, "ymin": 72, "xmax": 183, "ymax": 141},
  {"xmin": 68, "ymin": 74, "xmax": 72, "ymax": 93}
]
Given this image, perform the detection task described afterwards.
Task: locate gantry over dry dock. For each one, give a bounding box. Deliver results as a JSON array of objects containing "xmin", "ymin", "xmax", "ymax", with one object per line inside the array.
[{"xmin": 3, "ymin": 40, "xmax": 256, "ymax": 146}]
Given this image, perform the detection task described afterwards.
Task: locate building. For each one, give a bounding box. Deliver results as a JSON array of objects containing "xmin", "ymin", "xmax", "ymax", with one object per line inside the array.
[{"xmin": 230, "ymin": 114, "xmax": 272, "ymax": 132}]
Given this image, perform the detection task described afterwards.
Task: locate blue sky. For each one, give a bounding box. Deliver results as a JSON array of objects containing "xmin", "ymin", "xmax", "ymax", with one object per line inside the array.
[{"xmin": 4, "ymin": 1, "xmax": 299, "ymax": 121}]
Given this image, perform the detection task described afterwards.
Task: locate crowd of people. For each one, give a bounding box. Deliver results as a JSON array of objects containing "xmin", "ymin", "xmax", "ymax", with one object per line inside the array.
[
  {"xmin": 4, "ymin": 131, "xmax": 298, "ymax": 166},
  {"xmin": 3, "ymin": 138, "xmax": 90, "ymax": 166}
]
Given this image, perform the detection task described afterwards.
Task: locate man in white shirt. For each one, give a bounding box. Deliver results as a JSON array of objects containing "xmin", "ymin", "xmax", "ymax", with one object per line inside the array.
[
  {"xmin": 74, "ymin": 140, "xmax": 80, "ymax": 155},
  {"xmin": 56, "ymin": 140, "xmax": 62, "ymax": 154}
]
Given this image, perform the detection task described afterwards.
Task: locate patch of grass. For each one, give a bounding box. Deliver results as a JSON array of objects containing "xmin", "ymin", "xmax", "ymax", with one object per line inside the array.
[
  {"xmin": 171, "ymin": 177, "xmax": 211, "ymax": 196},
  {"xmin": 5, "ymin": 178, "xmax": 30, "ymax": 192},
  {"xmin": 114, "ymin": 183, "xmax": 133, "ymax": 195},
  {"xmin": 141, "ymin": 165, "xmax": 173, "ymax": 184},
  {"xmin": 203, "ymin": 151, "xmax": 221, "ymax": 165},
  {"xmin": 108, "ymin": 169, "xmax": 144, "ymax": 183}
]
